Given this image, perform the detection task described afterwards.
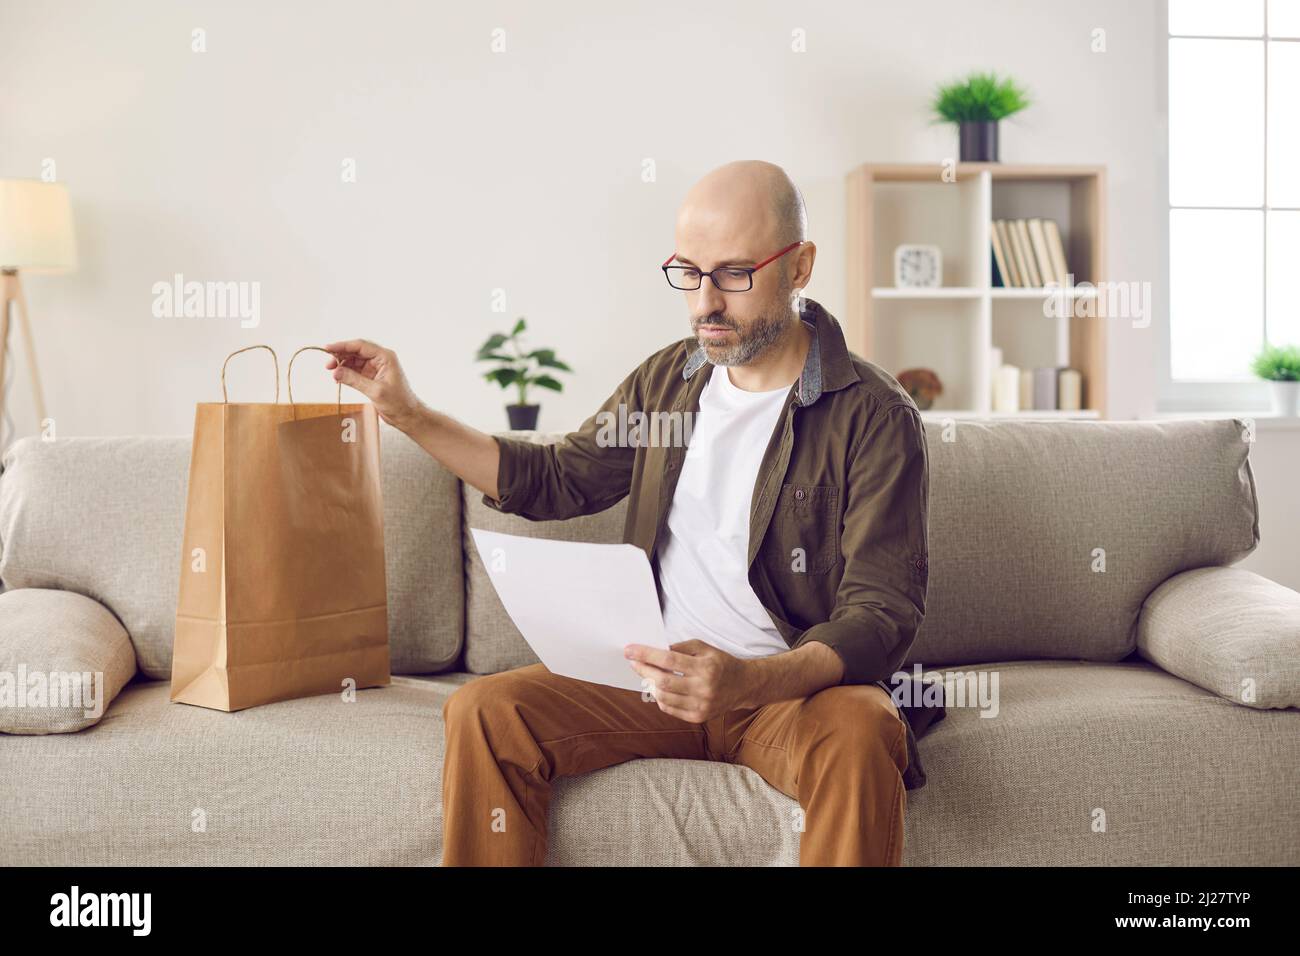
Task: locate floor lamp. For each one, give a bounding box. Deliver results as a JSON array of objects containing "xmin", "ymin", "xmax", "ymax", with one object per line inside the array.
[{"xmin": 0, "ymin": 179, "xmax": 77, "ymax": 435}]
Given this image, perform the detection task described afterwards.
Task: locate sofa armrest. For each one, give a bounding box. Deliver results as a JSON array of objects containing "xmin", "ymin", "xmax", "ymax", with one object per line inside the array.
[{"xmin": 1137, "ymin": 566, "xmax": 1300, "ymax": 710}]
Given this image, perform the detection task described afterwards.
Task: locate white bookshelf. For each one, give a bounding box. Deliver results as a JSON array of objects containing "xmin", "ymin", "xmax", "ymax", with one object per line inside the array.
[
  {"xmin": 845, "ymin": 163, "xmax": 1107, "ymax": 418},
  {"xmin": 872, "ymin": 287, "xmax": 982, "ymax": 299},
  {"xmin": 989, "ymin": 286, "xmax": 1099, "ymax": 300}
]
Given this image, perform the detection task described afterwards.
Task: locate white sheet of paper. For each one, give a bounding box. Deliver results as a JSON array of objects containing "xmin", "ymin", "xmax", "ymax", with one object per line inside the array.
[{"xmin": 470, "ymin": 528, "xmax": 672, "ymax": 692}]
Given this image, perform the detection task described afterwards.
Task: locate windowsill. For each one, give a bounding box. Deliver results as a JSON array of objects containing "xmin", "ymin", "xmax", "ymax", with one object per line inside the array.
[{"xmin": 1148, "ymin": 411, "xmax": 1300, "ymax": 430}]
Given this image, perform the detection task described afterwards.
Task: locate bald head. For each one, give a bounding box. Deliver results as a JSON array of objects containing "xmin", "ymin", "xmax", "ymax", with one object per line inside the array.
[
  {"xmin": 670, "ymin": 161, "xmax": 815, "ymax": 369},
  {"xmin": 676, "ymin": 160, "xmax": 808, "ymax": 255}
]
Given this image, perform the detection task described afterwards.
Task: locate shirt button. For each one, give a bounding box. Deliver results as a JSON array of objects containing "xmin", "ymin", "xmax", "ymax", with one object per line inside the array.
[{"xmin": 794, "ymin": 488, "xmax": 806, "ymax": 501}]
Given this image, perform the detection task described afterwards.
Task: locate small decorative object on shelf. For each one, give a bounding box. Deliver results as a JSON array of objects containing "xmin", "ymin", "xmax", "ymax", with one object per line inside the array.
[
  {"xmin": 896, "ymin": 367, "xmax": 943, "ymax": 410},
  {"xmin": 1058, "ymin": 368, "xmax": 1082, "ymax": 411},
  {"xmin": 476, "ymin": 316, "xmax": 572, "ymax": 430},
  {"xmin": 893, "ymin": 244, "xmax": 942, "ymax": 288},
  {"xmin": 931, "ymin": 71, "xmax": 1031, "ymax": 163},
  {"xmin": 1250, "ymin": 342, "xmax": 1300, "ymax": 417},
  {"xmin": 993, "ymin": 363, "xmax": 1021, "ymax": 412},
  {"xmin": 1018, "ymin": 369, "xmax": 1034, "ymax": 409}
]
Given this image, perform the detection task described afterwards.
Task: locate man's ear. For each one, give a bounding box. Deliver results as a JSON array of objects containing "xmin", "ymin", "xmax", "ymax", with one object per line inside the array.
[{"xmin": 791, "ymin": 240, "xmax": 816, "ymax": 288}]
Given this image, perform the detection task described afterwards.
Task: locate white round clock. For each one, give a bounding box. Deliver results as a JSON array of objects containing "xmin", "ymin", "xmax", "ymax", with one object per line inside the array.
[{"xmin": 894, "ymin": 244, "xmax": 943, "ymax": 288}]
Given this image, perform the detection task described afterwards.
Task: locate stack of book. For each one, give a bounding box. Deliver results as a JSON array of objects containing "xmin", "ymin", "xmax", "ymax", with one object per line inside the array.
[{"xmin": 990, "ymin": 218, "xmax": 1070, "ymax": 288}]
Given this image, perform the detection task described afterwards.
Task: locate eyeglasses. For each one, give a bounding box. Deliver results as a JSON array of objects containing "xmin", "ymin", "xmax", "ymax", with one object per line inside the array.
[{"xmin": 661, "ymin": 240, "xmax": 805, "ymax": 292}]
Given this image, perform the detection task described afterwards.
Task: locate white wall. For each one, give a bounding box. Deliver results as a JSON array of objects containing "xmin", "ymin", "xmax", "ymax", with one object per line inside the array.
[
  {"xmin": 1, "ymin": 0, "xmax": 1293, "ymax": 585},
  {"xmin": 1, "ymin": 0, "xmax": 1163, "ymax": 436}
]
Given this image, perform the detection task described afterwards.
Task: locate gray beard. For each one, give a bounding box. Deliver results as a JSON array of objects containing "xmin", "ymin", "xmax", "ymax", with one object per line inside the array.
[{"xmin": 696, "ymin": 297, "xmax": 795, "ymax": 367}]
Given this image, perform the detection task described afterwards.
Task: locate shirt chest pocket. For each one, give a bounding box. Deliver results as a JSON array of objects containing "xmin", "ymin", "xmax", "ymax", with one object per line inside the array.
[{"xmin": 772, "ymin": 483, "xmax": 842, "ymax": 575}]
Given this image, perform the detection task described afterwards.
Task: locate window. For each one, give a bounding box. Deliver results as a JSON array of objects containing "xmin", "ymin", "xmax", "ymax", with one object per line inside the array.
[{"xmin": 1163, "ymin": 0, "xmax": 1300, "ymax": 407}]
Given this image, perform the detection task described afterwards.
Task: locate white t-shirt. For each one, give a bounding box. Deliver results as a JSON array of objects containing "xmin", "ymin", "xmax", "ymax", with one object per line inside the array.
[{"xmin": 656, "ymin": 363, "xmax": 792, "ymax": 659}]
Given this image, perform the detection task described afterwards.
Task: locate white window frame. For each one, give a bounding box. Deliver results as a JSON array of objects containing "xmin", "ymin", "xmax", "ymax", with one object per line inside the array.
[{"xmin": 1156, "ymin": 0, "xmax": 1292, "ymax": 413}]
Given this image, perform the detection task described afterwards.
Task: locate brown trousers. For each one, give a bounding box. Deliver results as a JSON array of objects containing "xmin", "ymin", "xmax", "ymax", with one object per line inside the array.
[{"xmin": 440, "ymin": 662, "xmax": 909, "ymax": 866}]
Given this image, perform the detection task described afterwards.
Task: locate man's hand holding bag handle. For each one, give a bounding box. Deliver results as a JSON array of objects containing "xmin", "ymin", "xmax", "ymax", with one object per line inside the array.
[
  {"xmin": 323, "ymin": 339, "xmax": 503, "ymax": 503},
  {"xmin": 170, "ymin": 345, "xmax": 391, "ymax": 713}
]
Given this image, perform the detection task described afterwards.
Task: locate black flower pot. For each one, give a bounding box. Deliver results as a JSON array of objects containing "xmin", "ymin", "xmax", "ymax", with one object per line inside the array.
[
  {"xmin": 959, "ymin": 120, "xmax": 999, "ymax": 162},
  {"xmin": 506, "ymin": 404, "xmax": 539, "ymax": 430}
]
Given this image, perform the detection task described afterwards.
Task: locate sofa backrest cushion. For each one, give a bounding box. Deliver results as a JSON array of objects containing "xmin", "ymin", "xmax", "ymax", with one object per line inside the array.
[
  {"xmin": 909, "ymin": 417, "xmax": 1259, "ymax": 666},
  {"xmin": 462, "ymin": 434, "xmax": 627, "ymax": 673},
  {"xmin": 461, "ymin": 419, "xmax": 1259, "ymax": 674},
  {"xmin": 0, "ymin": 425, "xmax": 463, "ymax": 679}
]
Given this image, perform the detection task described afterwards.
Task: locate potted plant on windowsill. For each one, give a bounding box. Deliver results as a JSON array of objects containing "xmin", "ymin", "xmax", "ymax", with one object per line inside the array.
[
  {"xmin": 931, "ymin": 71, "xmax": 1031, "ymax": 163},
  {"xmin": 476, "ymin": 317, "xmax": 572, "ymax": 430},
  {"xmin": 1250, "ymin": 342, "xmax": 1300, "ymax": 417}
]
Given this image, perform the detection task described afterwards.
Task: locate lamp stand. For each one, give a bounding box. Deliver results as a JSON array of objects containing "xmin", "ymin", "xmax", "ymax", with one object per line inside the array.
[{"xmin": 0, "ymin": 268, "xmax": 48, "ymax": 430}]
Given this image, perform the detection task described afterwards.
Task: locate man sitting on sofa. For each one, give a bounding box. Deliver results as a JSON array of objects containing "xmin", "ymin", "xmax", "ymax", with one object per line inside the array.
[{"xmin": 324, "ymin": 159, "xmax": 931, "ymax": 866}]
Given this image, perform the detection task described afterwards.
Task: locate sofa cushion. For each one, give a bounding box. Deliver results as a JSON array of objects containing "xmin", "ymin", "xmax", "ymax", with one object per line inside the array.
[
  {"xmin": 0, "ymin": 589, "xmax": 137, "ymax": 734},
  {"xmin": 0, "ymin": 425, "xmax": 463, "ymax": 679},
  {"xmin": 1137, "ymin": 565, "xmax": 1300, "ymax": 709},
  {"xmin": 0, "ymin": 436, "xmax": 190, "ymax": 680},
  {"xmin": 462, "ymin": 420, "xmax": 1259, "ymax": 674},
  {"xmin": 4, "ymin": 661, "xmax": 1294, "ymax": 865},
  {"xmin": 898, "ymin": 659, "xmax": 1299, "ymax": 865},
  {"xmin": 462, "ymin": 431, "xmax": 627, "ymax": 674},
  {"xmin": 556, "ymin": 659, "xmax": 1298, "ymax": 865},
  {"xmin": 908, "ymin": 418, "xmax": 1259, "ymax": 666},
  {"xmin": 377, "ymin": 426, "xmax": 465, "ymax": 674},
  {"xmin": 0, "ymin": 673, "xmax": 474, "ymax": 864}
]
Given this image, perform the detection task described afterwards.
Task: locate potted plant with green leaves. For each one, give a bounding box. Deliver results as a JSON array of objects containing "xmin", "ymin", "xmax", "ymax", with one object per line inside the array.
[
  {"xmin": 476, "ymin": 317, "xmax": 572, "ymax": 430},
  {"xmin": 931, "ymin": 71, "xmax": 1031, "ymax": 162},
  {"xmin": 1250, "ymin": 342, "xmax": 1300, "ymax": 417}
]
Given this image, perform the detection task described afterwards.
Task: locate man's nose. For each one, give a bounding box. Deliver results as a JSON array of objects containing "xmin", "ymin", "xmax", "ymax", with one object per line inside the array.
[{"xmin": 692, "ymin": 274, "xmax": 728, "ymax": 313}]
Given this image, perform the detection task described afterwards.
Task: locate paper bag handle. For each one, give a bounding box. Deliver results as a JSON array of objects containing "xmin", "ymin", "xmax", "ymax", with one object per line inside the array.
[
  {"xmin": 287, "ymin": 346, "xmax": 343, "ymax": 416},
  {"xmin": 221, "ymin": 345, "xmax": 280, "ymax": 403}
]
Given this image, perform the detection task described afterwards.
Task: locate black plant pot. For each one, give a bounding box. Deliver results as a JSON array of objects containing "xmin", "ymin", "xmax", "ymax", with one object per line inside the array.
[
  {"xmin": 959, "ymin": 120, "xmax": 999, "ymax": 162},
  {"xmin": 506, "ymin": 404, "xmax": 540, "ymax": 430}
]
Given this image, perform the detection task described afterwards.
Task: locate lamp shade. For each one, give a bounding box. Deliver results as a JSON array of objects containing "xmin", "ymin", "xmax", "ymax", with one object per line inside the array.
[{"xmin": 0, "ymin": 179, "xmax": 77, "ymax": 272}]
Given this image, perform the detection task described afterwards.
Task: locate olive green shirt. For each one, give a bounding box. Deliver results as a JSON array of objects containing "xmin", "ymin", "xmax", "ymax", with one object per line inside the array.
[{"xmin": 484, "ymin": 297, "xmax": 937, "ymax": 788}]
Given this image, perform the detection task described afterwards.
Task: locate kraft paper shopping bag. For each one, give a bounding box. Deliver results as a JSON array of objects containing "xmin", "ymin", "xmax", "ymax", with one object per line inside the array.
[{"xmin": 171, "ymin": 345, "xmax": 390, "ymax": 712}]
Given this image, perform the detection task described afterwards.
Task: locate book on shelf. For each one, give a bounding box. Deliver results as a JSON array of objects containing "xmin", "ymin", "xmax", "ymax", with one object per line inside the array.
[
  {"xmin": 994, "ymin": 220, "xmax": 1022, "ymax": 287},
  {"xmin": 1043, "ymin": 220, "xmax": 1069, "ymax": 286},
  {"xmin": 990, "ymin": 218, "xmax": 1071, "ymax": 288},
  {"xmin": 1013, "ymin": 220, "xmax": 1041, "ymax": 287},
  {"xmin": 1027, "ymin": 219, "xmax": 1058, "ymax": 285},
  {"xmin": 1006, "ymin": 219, "xmax": 1033, "ymax": 287},
  {"xmin": 989, "ymin": 222, "xmax": 1010, "ymax": 288}
]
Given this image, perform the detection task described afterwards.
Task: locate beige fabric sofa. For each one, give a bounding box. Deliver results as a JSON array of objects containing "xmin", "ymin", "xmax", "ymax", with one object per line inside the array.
[{"xmin": 1, "ymin": 418, "xmax": 1296, "ymax": 866}]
